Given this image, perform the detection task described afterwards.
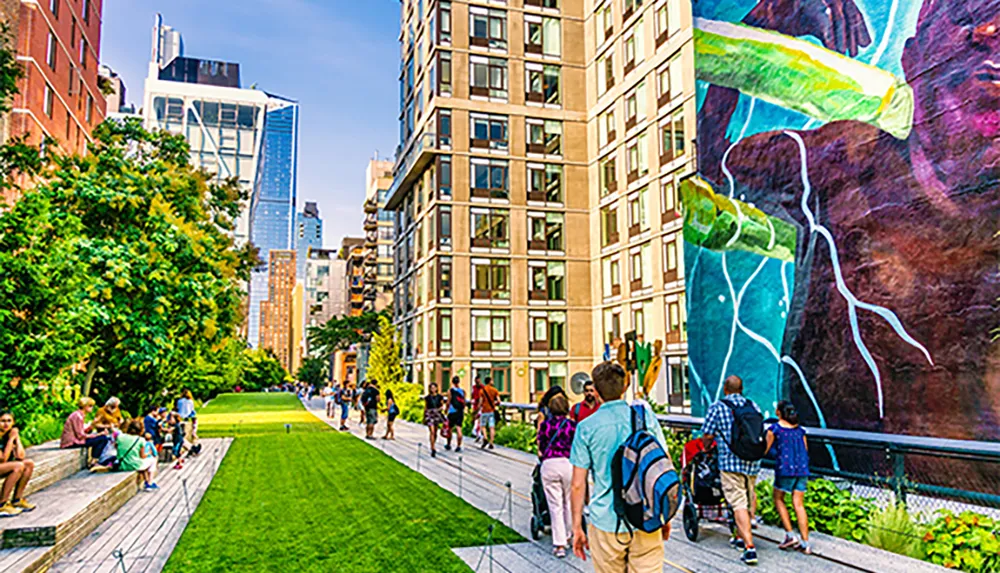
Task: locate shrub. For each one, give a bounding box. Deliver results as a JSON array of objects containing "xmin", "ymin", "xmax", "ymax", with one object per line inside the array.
[
  {"xmin": 756, "ymin": 477, "xmax": 873, "ymax": 542},
  {"xmin": 922, "ymin": 510, "xmax": 1000, "ymax": 572},
  {"xmin": 494, "ymin": 423, "xmax": 537, "ymax": 454},
  {"xmin": 867, "ymin": 503, "xmax": 924, "ymax": 559}
]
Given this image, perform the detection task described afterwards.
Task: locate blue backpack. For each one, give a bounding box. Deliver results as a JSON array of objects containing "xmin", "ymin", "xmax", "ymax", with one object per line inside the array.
[{"xmin": 611, "ymin": 403, "xmax": 681, "ymax": 539}]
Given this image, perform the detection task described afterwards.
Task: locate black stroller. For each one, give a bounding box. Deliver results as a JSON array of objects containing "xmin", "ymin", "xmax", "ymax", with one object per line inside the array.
[
  {"xmin": 680, "ymin": 438, "xmax": 735, "ymax": 541},
  {"xmin": 529, "ymin": 463, "xmax": 551, "ymax": 540}
]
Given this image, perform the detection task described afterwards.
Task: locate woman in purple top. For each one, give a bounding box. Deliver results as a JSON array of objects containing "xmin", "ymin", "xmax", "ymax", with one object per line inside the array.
[
  {"xmin": 765, "ymin": 401, "xmax": 812, "ymax": 554},
  {"xmin": 535, "ymin": 394, "xmax": 577, "ymax": 558}
]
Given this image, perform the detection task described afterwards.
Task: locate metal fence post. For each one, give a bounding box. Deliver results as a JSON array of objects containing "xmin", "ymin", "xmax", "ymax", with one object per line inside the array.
[
  {"xmin": 506, "ymin": 481, "xmax": 513, "ymax": 528},
  {"xmin": 891, "ymin": 447, "xmax": 907, "ymax": 507},
  {"xmin": 417, "ymin": 443, "xmax": 422, "ymax": 472}
]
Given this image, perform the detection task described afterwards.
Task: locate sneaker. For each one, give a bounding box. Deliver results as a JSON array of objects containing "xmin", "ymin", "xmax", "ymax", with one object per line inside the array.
[
  {"xmin": 11, "ymin": 498, "xmax": 34, "ymax": 512},
  {"xmin": 0, "ymin": 503, "xmax": 22, "ymax": 517},
  {"xmin": 145, "ymin": 484, "xmax": 160, "ymax": 491},
  {"xmin": 799, "ymin": 541, "xmax": 813, "ymax": 555},
  {"xmin": 455, "ymin": 447, "xmax": 462, "ymax": 453},
  {"xmin": 741, "ymin": 548, "xmax": 758, "ymax": 566},
  {"xmin": 554, "ymin": 547, "xmax": 567, "ymax": 558},
  {"xmin": 481, "ymin": 441, "xmax": 488, "ymax": 450},
  {"xmin": 90, "ymin": 464, "xmax": 111, "ymax": 473},
  {"xmin": 752, "ymin": 515, "xmax": 763, "ymax": 529},
  {"xmin": 445, "ymin": 444, "xmax": 452, "ymax": 451},
  {"xmin": 730, "ymin": 537, "xmax": 746, "ymax": 551},
  {"xmin": 488, "ymin": 443, "xmax": 494, "ymax": 450},
  {"xmin": 778, "ymin": 535, "xmax": 800, "ymax": 551},
  {"xmin": 430, "ymin": 449, "xmax": 437, "ymax": 458}
]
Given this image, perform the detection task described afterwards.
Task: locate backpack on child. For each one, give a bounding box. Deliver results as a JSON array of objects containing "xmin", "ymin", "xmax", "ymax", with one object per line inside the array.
[
  {"xmin": 611, "ymin": 403, "xmax": 681, "ymax": 540},
  {"xmin": 721, "ymin": 397, "xmax": 767, "ymax": 461}
]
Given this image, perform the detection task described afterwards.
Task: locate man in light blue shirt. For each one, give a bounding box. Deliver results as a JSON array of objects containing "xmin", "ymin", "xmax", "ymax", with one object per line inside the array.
[{"xmin": 569, "ymin": 362, "xmax": 671, "ymax": 571}]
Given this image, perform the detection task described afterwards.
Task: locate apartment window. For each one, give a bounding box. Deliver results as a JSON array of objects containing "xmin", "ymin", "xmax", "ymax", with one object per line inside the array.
[
  {"xmin": 597, "ymin": 51, "xmax": 614, "ymax": 95},
  {"xmin": 438, "ymin": 109, "xmax": 452, "ymax": 147},
  {"xmin": 526, "ymin": 119, "xmax": 562, "ymax": 155},
  {"xmin": 628, "ymin": 186, "xmax": 649, "ymax": 236},
  {"xmin": 600, "ymin": 154, "xmax": 617, "ymax": 196},
  {"xmin": 601, "ymin": 205, "xmax": 619, "ymax": 247},
  {"xmin": 79, "ymin": 38, "xmax": 87, "ymax": 69},
  {"xmin": 525, "ymin": 0, "xmax": 559, "ymax": 9},
  {"xmin": 438, "ymin": 51, "xmax": 453, "ymax": 96},
  {"xmin": 471, "ymin": 208, "xmax": 510, "ymax": 249},
  {"xmin": 624, "ymin": 0, "xmax": 644, "ymax": 20},
  {"xmin": 470, "ymin": 7, "xmax": 507, "ymax": 50},
  {"xmin": 470, "ymin": 113, "xmax": 509, "ymax": 151},
  {"xmin": 472, "ymin": 258, "xmax": 510, "ymax": 300},
  {"xmin": 525, "ymin": 63, "xmax": 560, "ymax": 105},
  {"xmin": 533, "ymin": 363, "xmax": 567, "ymax": 398},
  {"xmin": 657, "ymin": 53, "xmax": 684, "ymax": 108},
  {"xmin": 599, "ymin": 107, "xmax": 616, "ymax": 148},
  {"xmin": 596, "ymin": 4, "xmax": 613, "ymax": 45},
  {"xmin": 660, "ymin": 110, "xmax": 685, "ymax": 163},
  {"xmin": 43, "ymin": 84, "xmax": 54, "ymax": 118},
  {"xmin": 630, "ymin": 243, "xmax": 653, "ymax": 290},
  {"xmin": 625, "ymin": 81, "xmax": 647, "ymax": 130},
  {"xmin": 529, "ymin": 261, "xmax": 565, "ymax": 301},
  {"xmin": 666, "ymin": 295, "xmax": 687, "ymax": 343},
  {"xmin": 438, "ymin": 205, "xmax": 452, "ymax": 248},
  {"xmin": 527, "ymin": 212, "xmax": 564, "ymax": 252},
  {"xmin": 602, "ymin": 256, "xmax": 622, "ymax": 297},
  {"xmin": 472, "ymin": 310, "xmax": 511, "ymax": 352},
  {"xmin": 632, "ymin": 303, "xmax": 650, "ymax": 337},
  {"xmin": 471, "ymin": 158, "xmax": 509, "ymax": 199},
  {"xmin": 439, "ymin": 309, "xmax": 453, "ymax": 353},
  {"xmin": 626, "ymin": 133, "xmax": 648, "ymax": 182},
  {"xmin": 46, "ymin": 32, "xmax": 57, "ymax": 71},
  {"xmin": 439, "ymin": 1, "xmax": 452, "ymax": 43},
  {"xmin": 470, "ymin": 56, "xmax": 508, "ymax": 99},
  {"xmin": 663, "ymin": 235, "xmax": 680, "ymax": 282},
  {"xmin": 623, "ymin": 19, "xmax": 645, "ymax": 74},
  {"xmin": 438, "ymin": 256, "xmax": 453, "ymax": 300},
  {"xmin": 70, "ymin": 19, "xmax": 76, "ymax": 49},
  {"xmin": 82, "ymin": 0, "xmax": 90, "ymax": 24},
  {"xmin": 604, "ymin": 308, "xmax": 622, "ymax": 344},
  {"xmin": 437, "ymin": 155, "xmax": 452, "ymax": 198},
  {"xmin": 527, "ymin": 163, "xmax": 563, "ymax": 203},
  {"xmin": 530, "ymin": 312, "xmax": 566, "ymax": 351},
  {"xmin": 661, "ymin": 177, "xmax": 681, "ymax": 223},
  {"xmin": 50, "ymin": 0, "xmax": 59, "ymax": 19},
  {"xmin": 525, "ymin": 15, "xmax": 560, "ymax": 57}
]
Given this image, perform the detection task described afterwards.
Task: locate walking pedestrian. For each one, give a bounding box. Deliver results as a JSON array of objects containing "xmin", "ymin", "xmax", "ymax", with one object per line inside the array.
[
  {"xmin": 357, "ymin": 382, "xmax": 368, "ymax": 428},
  {"xmin": 423, "ymin": 383, "xmax": 446, "ymax": 457},
  {"xmin": 478, "ymin": 377, "xmax": 501, "ymax": 450},
  {"xmin": 471, "ymin": 379, "xmax": 484, "ymax": 443},
  {"xmin": 537, "ymin": 395, "xmax": 576, "ymax": 558},
  {"xmin": 382, "ymin": 389, "xmax": 398, "ymax": 440},
  {"xmin": 701, "ymin": 375, "xmax": 765, "ymax": 566},
  {"xmin": 536, "ymin": 386, "xmax": 567, "ymax": 429},
  {"xmin": 338, "ymin": 384, "xmax": 353, "ymax": 431},
  {"xmin": 570, "ymin": 380, "xmax": 601, "ymax": 423},
  {"xmin": 570, "ymin": 362, "xmax": 671, "ymax": 572},
  {"xmin": 445, "ymin": 376, "xmax": 466, "ymax": 453},
  {"xmin": 362, "ymin": 380, "xmax": 380, "ymax": 440},
  {"xmin": 767, "ymin": 400, "xmax": 812, "ymax": 554}
]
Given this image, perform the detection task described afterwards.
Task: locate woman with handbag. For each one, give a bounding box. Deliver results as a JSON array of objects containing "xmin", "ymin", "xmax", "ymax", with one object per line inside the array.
[
  {"xmin": 382, "ymin": 389, "xmax": 399, "ymax": 440},
  {"xmin": 423, "ymin": 383, "xmax": 446, "ymax": 458},
  {"xmin": 535, "ymin": 395, "xmax": 576, "ymax": 558}
]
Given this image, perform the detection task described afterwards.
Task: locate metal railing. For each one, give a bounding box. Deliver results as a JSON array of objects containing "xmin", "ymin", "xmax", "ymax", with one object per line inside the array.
[{"xmin": 498, "ymin": 402, "xmax": 1000, "ymax": 513}]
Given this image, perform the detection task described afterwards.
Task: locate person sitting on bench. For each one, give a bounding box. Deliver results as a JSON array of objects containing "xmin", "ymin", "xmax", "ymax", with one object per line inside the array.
[
  {"xmin": 60, "ymin": 397, "xmax": 111, "ymax": 464},
  {"xmin": 0, "ymin": 410, "xmax": 36, "ymax": 517}
]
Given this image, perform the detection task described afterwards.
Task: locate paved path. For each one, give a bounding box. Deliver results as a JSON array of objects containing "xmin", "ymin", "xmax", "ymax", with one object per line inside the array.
[
  {"xmin": 49, "ymin": 437, "xmax": 233, "ymax": 573},
  {"xmin": 306, "ymin": 399, "xmax": 950, "ymax": 573}
]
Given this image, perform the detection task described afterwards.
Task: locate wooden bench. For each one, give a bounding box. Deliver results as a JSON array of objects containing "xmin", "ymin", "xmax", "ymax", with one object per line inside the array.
[{"xmin": 22, "ymin": 442, "xmax": 89, "ymax": 498}]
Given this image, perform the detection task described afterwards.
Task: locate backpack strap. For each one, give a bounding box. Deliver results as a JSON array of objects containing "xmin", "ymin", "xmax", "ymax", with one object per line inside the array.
[{"xmin": 631, "ymin": 403, "xmax": 647, "ymax": 433}]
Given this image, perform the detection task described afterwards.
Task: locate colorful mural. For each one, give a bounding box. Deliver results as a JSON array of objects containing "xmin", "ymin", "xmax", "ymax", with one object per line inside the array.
[{"xmin": 687, "ymin": 0, "xmax": 1000, "ymax": 445}]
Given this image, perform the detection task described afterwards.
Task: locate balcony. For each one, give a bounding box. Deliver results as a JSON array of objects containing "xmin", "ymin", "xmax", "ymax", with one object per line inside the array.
[
  {"xmin": 364, "ymin": 199, "xmax": 378, "ymax": 214},
  {"xmin": 385, "ymin": 131, "xmax": 438, "ymax": 210}
]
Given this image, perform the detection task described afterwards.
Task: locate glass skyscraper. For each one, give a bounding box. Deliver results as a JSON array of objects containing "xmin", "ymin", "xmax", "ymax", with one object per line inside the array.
[{"xmin": 296, "ymin": 202, "xmax": 323, "ymax": 280}]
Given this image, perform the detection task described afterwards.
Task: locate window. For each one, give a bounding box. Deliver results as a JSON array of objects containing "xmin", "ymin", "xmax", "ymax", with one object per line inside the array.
[
  {"xmin": 438, "ymin": 109, "xmax": 452, "ymax": 147},
  {"xmin": 626, "ymin": 133, "xmax": 648, "ymax": 181},
  {"xmin": 470, "ymin": 159, "xmax": 509, "ymax": 199},
  {"xmin": 439, "ymin": 309, "xmax": 453, "ymax": 352},
  {"xmin": 438, "ymin": 205, "xmax": 452, "ymax": 249},
  {"xmin": 625, "ymin": 81, "xmax": 647, "ymax": 130},
  {"xmin": 624, "ymin": 0, "xmax": 644, "ymax": 20},
  {"xmin": 530, "ymin": 312, "xmax": 566, "ymax": 351},
  {"xmin": 599, "ymin": 107, "xmax": 616, "ymax": 148},
  {"xmin": 43, "ymin": 84, "xmax": 54, "ymax": 118},
  {"xmin": 658, "ymin": 53, "xmax": 684, "ymax": 107},
  {"xmin": 660, "ymin": 110, "xmax": 686, "ymax": 163},
  {"xmin": 472, "ymin": 258, "xmax": 510, "ymax": 300},
  {"xmin": 470, "ymin": 113, "xmax": 509, "ymax": 151},
  {"xmin": 437, "ymin": 155, "xmax": 452, "ymax": 198},
  {"xmin": 630, "ymin": 243, "xmax": 653, "ymax": 290},
  {"xmin": 471, "ymin": 208, "xmax": 510, "ymax": 249},
  {"xmin": 70, "ymin": 19, "xmax": 76, "ymax": 49},
  {"xmin": 629, "ymin": 186, "xmax": 649, "ymax": 235},
  {"xmin": 597, "ymin": 51, "xmax": 614, "ymax": 94},
  {"xmin": 46, "ymin": 32, "xmax": 57, "ymax": 70},
  {"xmin": 529, "ymin": 261, "xmax": 565, "ymax": 301},
  {"xmin": 602, "ymin": 256, "xmax": 622, "ymax": 297},
  {"xmin": 525, "ymin": 63, "xmax": 560, "ymax": 105},
  {"xmin": 604, "ymin": 308, "xmax": 622, "ymax": 344},
  {"xmin": 470, "ymin": 56, "xmax": 508, "ymax": 99},
  {"xmin": 526, "ymin": 119, "xmax": 562, "ymax": 155},
  {"xmin": 437, "ymin": 51, "xmax": 453, "ymax": 96},
  {"xmin": 438, "ymin": 256, "xmax": 453, "ymax": 300},
  {"xmin": 623, "ymin": 18, "xmax": 645, "ymax": 73},
  {"xmin": 661, "ymin": 177, "xmax": 681, "ymax": 223},
  {"xmin": 632, "ymin": 302, "xmax": 651, "ymax": 337},
  {"xmin": 525, "ymin": 15, "xmax": 560, "ymax": 57},
  {"xmin": 527, "ymin": 163, "xmax": 563, "ymax": 203},
  {"xmin": 79, "ymin": 38, "xmax": 87, "ymax": 69},
  {"xmin": 439, "ymin": 1, "xmax": 452, "ymax": 43},
  {"xmin": 82, "ymin": 0, "xmax": 90, "ymax": 23},
  {"xmin": 666, "ymin": 295, "xmax": 687, "ymax": 343},
  {"xmin": 600, "ymin": 154, "xmax": 617, "ymax": 196},
  {"xmin": 663, "ymin": 235, "xmax": 680, "ymax": 281},
  {"xmin": 472, "ymin": 311, "xmax": 511, "ymax": 352},
  {"xmin": 470, "ymin": 7, "xmax": 507, "ymax": 50},
  {"xmin": 528, "ymin": 212, "xmax": 564, "ymax": 252},
  {"xmin": 601, "ymin": 205, "xmax": 619, "ymax": 247},
  {"xmin": 50, "ymin": 0, "xmax": 59, "ymax": 19},
  {"xmin": 596, "ymin": 4, "xmax": 613, "ymax": 45},
  {"xmin": 525, "ymin": 0, "xmax": 559, "ymax": 8}
]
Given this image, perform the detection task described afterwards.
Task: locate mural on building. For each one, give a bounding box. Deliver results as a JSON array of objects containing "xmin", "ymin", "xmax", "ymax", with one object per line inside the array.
[{"xmin": 686, "ymin": 0, "xmax": 1000, "ymax": 447}]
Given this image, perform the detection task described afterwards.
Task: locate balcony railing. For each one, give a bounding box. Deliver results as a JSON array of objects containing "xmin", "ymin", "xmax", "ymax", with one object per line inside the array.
[{"xmin": 386, "ymin": 131, "xmax": 438, "ymax": 210}]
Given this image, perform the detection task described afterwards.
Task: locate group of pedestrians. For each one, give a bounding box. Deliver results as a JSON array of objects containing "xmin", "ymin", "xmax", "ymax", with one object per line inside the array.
[
  {"xmin": 320, "ymin": 380, "xmax": 400, "ymax": 440},
  {"xmin": 421, "ymin": 376, "xmax": 502, "ymax": 458}
]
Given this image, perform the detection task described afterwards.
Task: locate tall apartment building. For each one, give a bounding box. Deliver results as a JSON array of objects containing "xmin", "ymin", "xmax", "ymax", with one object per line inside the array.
[
  {"xmin": 386, "ymin": 0, "xmax": 595, "ymax": 402},
  {"xmin": 362, "ymin": 159, "xmax": 395, "ymax": 312},
  {"xmin": 305, "ymin": 247, "xmax": 346, "ymax": 338},
  {"xmin": 296, "ymin": 201, "xmax": 322, "ymax": 280},
  {"xmin": 0, "ymin": 0, "xmax": 106, "ymax": 204},
  {"xmin": 388, "ymin": 0, "xmax": 695, "ymax": 409},
  {"xmin": 259, "ymin": 250, "xmax": 296, "ymax": 372}
]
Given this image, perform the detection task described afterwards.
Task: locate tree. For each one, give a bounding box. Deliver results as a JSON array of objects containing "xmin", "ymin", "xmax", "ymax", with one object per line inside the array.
[
  {"xmin": 296, "ymin": 356, "xmax": 328, "ymax": 387},
  {"xmin": 242, "ymin": 349, "xmax": 289, "ymax": 391},
  {"xmin": 366, "ymin": 315, "xmax": 420, "ymax": 420},
  {"xmin": 307, "ymin": 309, "xmax": 388, "ymax": 357}
]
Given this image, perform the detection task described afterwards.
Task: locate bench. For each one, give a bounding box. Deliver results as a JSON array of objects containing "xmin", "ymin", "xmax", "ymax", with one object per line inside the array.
[{"xmin": 22, "ymin": 442, "xmax": 89, "ymax": 498}]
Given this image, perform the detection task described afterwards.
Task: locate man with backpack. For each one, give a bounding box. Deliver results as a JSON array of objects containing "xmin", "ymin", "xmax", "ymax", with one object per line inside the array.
[
  {"xmin": 569, "ymin": 361, "xmax": 678, "ymax": 572},
  {"xmin": 445, "ymin": 376, "xmax": 466, "ymax": 453},
  {"xmin": 361, "ymin": 380, "xmax": 380, "ymax": 440},
  {"xmin": 701, "ymin": 375, "xmax": 765, "ymax": 566}
]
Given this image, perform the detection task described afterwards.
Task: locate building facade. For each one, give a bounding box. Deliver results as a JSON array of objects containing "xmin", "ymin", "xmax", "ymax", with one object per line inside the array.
[
  {"xmin": 362, "ymin": 159, "xmax": 395, "ymax": 312},
  {"xmin": 0, "ymin": 0, "xmax": 107, "ymax": 204},
  {"xmin": 305, "ymin": 247, "xmax": 346, "ymax": 340},
  {"xmin": 386, "ymin": 0, "xmax": 596, "ymax": 403},
  {"xmin": 259, "ymin": 250, "xmax": 296, "ymax": 372},
  {"xmin": 296, "ymin": 201, "xmax": 322, "ymax": 280}
]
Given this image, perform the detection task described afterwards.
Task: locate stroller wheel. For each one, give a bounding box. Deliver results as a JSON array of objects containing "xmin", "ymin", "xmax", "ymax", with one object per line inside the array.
[
  {"xmin": 683, "ymin": 503, "xmax": 699, "ymax": 542},
  {"xmin": 530, "ymin": 515, "xmax": 543, "ymax": 541}
]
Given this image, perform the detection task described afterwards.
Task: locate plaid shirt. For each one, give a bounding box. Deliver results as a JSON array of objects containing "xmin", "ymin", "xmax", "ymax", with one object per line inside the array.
[{"xmin": 701, "ymin": 394, "xmax": 761, "ymax": 476}]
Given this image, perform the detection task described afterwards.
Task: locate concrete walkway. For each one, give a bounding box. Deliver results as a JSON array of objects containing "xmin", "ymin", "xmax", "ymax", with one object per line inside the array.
[{"xmin": 305, "ymin": 399, "xmax": 944, "ymax": 573}]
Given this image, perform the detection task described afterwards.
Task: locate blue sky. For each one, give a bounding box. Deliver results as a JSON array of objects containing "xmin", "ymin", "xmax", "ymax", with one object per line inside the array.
[{"xmin": 101, "ymin": 0, "xmax": 401, "ymax": 248}]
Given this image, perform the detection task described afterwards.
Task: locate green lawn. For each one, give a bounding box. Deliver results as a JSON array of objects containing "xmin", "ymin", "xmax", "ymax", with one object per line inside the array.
[{"xmin": 164, "ymin": 393, "xmax": 520, "ymax": 572}]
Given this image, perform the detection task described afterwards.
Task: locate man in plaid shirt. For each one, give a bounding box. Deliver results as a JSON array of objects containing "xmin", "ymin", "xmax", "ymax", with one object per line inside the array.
[{"xmin": 701, "ymin": 375, "xmax": 762, "ymax": 566}]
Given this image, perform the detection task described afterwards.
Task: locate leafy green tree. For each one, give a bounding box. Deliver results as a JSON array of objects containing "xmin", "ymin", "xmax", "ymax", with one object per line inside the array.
[
  {"xmin": 242, "ymin": 348, "xmax": 289, "ymax": 391},
  {"xmin": 307, "ymin": 310, "xmax": 387, "ymax": 357},
  {"xmin": 366, "ymin": 315, "xmax": 420, "ymax": 419},
  {"xmin": 296, "ymin": 356, "xmax": 328, "ymax": 387}
]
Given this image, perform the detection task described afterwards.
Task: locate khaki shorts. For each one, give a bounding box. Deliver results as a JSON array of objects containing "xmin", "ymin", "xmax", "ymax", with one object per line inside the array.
[
  {"xmin": 721, "ymin": 471, "xmax": 757, "ymax": 512},
  {"xmin": 588, "ymin": 524, "xmax": 664, "ymax": 573}
]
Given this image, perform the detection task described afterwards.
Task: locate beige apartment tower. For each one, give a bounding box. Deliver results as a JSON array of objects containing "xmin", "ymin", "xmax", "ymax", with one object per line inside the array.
[
  {"xmin": 362, "ymin": 159, "xmax": 396, "ymax": 312},
  {"xmin": 388, "ymin": 0, "xmax": 694, "ymax": 410}
]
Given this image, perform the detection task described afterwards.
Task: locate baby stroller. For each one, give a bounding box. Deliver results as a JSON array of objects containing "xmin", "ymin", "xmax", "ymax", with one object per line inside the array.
[
  {"xmin": 529, "ymin": 463, "xmax": 551, "ymax": 540},
  {"xmin": 680, "ymin": 437, "xmax": 734, "ymax": 541}
]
